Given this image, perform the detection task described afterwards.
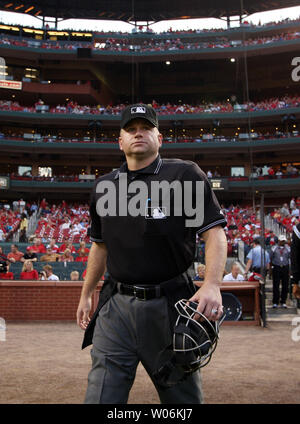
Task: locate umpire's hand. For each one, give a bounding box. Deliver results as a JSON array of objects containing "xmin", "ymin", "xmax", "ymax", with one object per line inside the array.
[
  {"xmin": 76, "ymin": 296, "xmax": 92, "ymax": 330},
  {"xmin": 189, "ymin": 281, "xmax": 223, "ymax": 322}
]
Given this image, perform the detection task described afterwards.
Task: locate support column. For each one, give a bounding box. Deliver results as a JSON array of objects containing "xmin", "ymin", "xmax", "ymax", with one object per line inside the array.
[
  {"xmin": 31, "ymin": 164, "xmax": 39, "ymax": 177},
  {"xmin": 244, "ymin": 162, "xmax": 251, "ymax": 177}
]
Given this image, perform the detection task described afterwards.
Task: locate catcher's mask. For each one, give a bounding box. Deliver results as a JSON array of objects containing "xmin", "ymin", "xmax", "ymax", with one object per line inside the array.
[{"xmin": 152, "ymin": 299, "xmax": 225, "ymax": 388}]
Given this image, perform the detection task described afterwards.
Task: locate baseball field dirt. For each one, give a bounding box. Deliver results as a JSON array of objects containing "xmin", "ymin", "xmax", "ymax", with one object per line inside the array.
[{"xmin": 0, "ymin": 321, "xmax": 299, "ymax": 404}]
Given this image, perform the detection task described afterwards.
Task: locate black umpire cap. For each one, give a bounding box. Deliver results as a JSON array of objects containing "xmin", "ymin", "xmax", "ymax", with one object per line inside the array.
[{"xmin": 120, "ymin": 103, "xmax": 159, "ymax": 129}]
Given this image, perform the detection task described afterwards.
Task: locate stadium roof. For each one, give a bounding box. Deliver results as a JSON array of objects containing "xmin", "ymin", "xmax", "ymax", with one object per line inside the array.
[{"xmin": 0, "ymin": 0, "xmax": 299, "ymax": 23}]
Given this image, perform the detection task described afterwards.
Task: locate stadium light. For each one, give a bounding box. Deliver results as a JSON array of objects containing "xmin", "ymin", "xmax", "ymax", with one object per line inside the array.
[{"xmin": 25, "ymin": 6, "xmax": 35, "ymax": 13}]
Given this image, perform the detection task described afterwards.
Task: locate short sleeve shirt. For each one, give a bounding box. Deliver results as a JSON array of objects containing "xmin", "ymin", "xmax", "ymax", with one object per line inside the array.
[{"xmin": 90, "ymin": 155, "xmax": 226, "ymax": 284}]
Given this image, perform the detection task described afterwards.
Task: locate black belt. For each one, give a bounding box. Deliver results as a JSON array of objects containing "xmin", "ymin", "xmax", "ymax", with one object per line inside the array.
[
  {"xmin": 116, "ymin": 282, "xmax": 164, "ymax": 301},
  {"xmin": 273, "ymin": 264, "xmax": 289, "ymax": 268}
]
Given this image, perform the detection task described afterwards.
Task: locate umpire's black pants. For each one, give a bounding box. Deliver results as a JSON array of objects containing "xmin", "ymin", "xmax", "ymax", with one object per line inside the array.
[
  {"xmin": 84, "ymin": 292, "xmax": 203, "ymax": 404},
  {"xmin": 272, "ymin": 265, "xmax": 289, "ymax": 305}
]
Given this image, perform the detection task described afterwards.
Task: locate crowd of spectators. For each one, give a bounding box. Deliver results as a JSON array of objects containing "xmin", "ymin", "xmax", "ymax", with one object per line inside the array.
[
  {"xmin": 1, "ymin": 198, "xmax": 299, "ymax": 280},
  {"xmin": 1, "ymin": 23, "xmax": 300, "ymax": 52},
  {"xmin": 0, "ymin": 198, "xmax": 38, "ymax": 242},
  {"xmin": 0, "ymin": 238, "xmax": 91, "ymax": 280},
  {"xmin": 270, "ymin": 198, "xmax": 300, "ymax": 234},
  {"xmin": 1, "ymin": 129, "xmax": 300, "ymax": 146},
  {"xmin": 250, "ymin": 163, "xmax": 300, "ymax": 180},
  {"xmin": 219, "ymin": 201, "xmax": 299, "ymax": 258},
  {"xmin": 1, "ymin": 15, "xmax": 300, "ymax": 40},
  {"xmin": 34, "ymin": 199, "xmax": 90, "ymax": 243},
  {"xmin": 1, "ymin": 95, "xmax": 300, "ymax": 117}
]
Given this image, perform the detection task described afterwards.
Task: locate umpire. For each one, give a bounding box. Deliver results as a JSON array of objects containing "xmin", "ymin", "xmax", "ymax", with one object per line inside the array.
[
  {"xmin": 270, "ymin": 235, "xmax": 290, "ymax": 308},
  {"xmin": 76, "ymin": 103, "xmax": 227, "ymax": 404},
  {"xmin": 291, "ymin": 223, "xmax": 300, "ymax": 307}
]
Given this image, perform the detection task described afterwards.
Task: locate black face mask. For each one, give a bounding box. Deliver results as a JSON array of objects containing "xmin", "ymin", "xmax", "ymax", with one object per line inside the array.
[{"xmin": 152, "ymin": 300, "xmax": 225, "ymax": 388}]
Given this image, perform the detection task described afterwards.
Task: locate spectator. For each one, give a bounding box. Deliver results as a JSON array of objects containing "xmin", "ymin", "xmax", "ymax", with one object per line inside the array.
[
  {"xmin": 60, "ymin": 217, "xmax": 71, "ymax": 231},
  {"xmin": 0, "ymin": 262, "xmax": 14, "ymax": 279},
  {"xmin": 46, "ymin": 238, "xmax": 59, "ymax": 253},
  {"xmin": 0, "ymin": 246, "xmax": 6, "ymax": 259},
  {"xmin": 19, "ymin": 213, "xmax": 28, "ymax": 238},
  {"xmin": 69, "ymin": 223, "xmax": 81, "ymax": 236},
  {"xmin": 290, "ymin": 197, "xmax": 296, "ymax": 209},
  {"xmin": 38, "ymin": 270, "xmax": 47, "ymax": 280},
  {"xmin": 244, "ymin": 239, "xmax": 270, "ymax": 277},
  {"xmin": 75, "ymin": 249, "xmax": 88, "ymax": 263},
  {"xmin": 28, "ymin": 237, "xmax": 46, "ymax": 254},
  {"xmin": 20, "ymin": 260, "xmax": 39, "ymax": 280},
  {"xmin": 223, "ymin": 262, "xmax": 244, "ymax": 281},
  {"xmin": 21, "ymin": 246, "xmax": 38, "ymax": 263},
  {"xmin": 265, "ymin": 230, "xmax": 278, "ymax": 248},
  {"xmin": 40, "ymin": 247, "xmax": 61, "ymax": 262},
  {"xmin": 194, "ymin": 264, "xmax": 206, "ymax": 281},
  {"xmin": 280, "ymin": 203, "xmax": 290, "ymax": 218},
  {"xmin": 0, "ymin": 227, "xmax": 5, "ymax": 241},
  {"xmin": 76, "ymin": 241, "xmax": 90, "ymax": 255},
  {"xmin": 18, "ymin": 198, "xmax": 26, "ymax": 213},
  {"xmin": 59, "ymin": 248, "xmax": 74, "ymax": 262},
  {"xmin": 7, "ymin": 244, "xmax": 24, "ymax": 263},
  {"xmin": 286, "ymin": 164, "xmax": 294, "ymax": 175},
  {"xmin": 267, "ymin": 166, "xmax": 275, "ymax": 178},
  {"xmin": 291, "ymin": 206, "xmax": 300, "ymax": 218},
  {"xmin": 43, "ymin": 264, "xmax": 59, "ymax": 281},
  {"xmin": 70, "ymin": 270, "xmax": 80, "ymax": 281},
  {"xmin": 58, "ymin": 240, "xmax": 76, "ymax": 254}
]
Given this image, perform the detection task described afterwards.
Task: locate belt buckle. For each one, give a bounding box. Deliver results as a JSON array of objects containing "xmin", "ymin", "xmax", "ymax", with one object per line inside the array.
[{"xmin": 133, "ymin": 286, "xmax": 147, "ymax": 301}]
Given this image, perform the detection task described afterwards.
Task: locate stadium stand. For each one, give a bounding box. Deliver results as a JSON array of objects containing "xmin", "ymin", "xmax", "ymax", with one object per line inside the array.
[{"xmin": 0, "ymin": 0, "xmax": 299, "ymax": 325}]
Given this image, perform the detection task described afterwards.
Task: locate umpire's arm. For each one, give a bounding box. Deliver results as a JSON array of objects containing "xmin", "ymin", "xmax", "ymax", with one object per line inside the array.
[
  {"xmin": 189, "ymin": 225, "xmax": 227, "ymax": 321},
  {"xmin": 76, "ymin": 242, "xmax": 107, "ymax": 330}
]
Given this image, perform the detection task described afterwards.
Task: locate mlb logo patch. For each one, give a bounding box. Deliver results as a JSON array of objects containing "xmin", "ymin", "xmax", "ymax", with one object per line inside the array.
[{"xmin": 131, "ymin": 106, "xmax": 146, "ymax": 114}]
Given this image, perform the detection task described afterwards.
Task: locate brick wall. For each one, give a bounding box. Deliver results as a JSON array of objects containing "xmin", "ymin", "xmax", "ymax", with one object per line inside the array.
[
  {"xmin": 0, "ymin": 280, "xmax": 260, "ymax": 324},
  {"xmin": 0, "ymin": 281, "xmax": 102, "ymax": 321}
]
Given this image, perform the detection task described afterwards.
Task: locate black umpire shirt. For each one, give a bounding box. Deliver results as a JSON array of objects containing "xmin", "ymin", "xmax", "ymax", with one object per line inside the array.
[
  {"xmin": 89, "ymin": 155, "xmax": 226, "ymax": 284},
  {"xmin": 291, "ymin": 223, "xmax": 300, "ymax": 283}
]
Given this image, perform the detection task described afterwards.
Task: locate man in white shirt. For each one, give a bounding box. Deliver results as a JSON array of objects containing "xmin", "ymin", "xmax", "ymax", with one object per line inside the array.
[
  {"xmin": 60, "ymin": 217, "xmax": 71, "ymax": 231},
  {"xmin": 223, "ymin": 262, "xmax": 244, "ymax": 281},
  {"xmin": 43, "ymin": 264, "xmax": 59, "ymax": 281}
]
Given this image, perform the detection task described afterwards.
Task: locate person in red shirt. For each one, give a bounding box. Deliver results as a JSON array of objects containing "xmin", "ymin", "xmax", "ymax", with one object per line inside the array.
[
  {"xmin": 76, "ymin": 241, "xmax": 90, "ymax": 255},
  {"xmin": 0, "ymin": 262, "xmax": 14, "ymax": 279},
  {"xmin": 268, "ymin": 166, "xmax": 275, "ymax": 178},
  {"xmin": 7, "ymin": 244, "xmax": 24, "ymax": 263},
  {"xmin": 59, "ymin": 248, "xmax": 74, "ymax": 262},
  {"xmin": 59, "ymin": 240, "xmax": 76, "ymax": 254},
  {"xmin": 75, "ymin": 249, "xmax": 88, "ymax": 263},
  {"xmin": 46, "ymin": 238, "xmax": 59, "ymax": 253},
  {"xmin": 28, "ymin": 237, "xmax": 46, "ymax": 254},
  {"xmin": 20, "ymin": 260, "xmax": 39, "ymax": 280}
]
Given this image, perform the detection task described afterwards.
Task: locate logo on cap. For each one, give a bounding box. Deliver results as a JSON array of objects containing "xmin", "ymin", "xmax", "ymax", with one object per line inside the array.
[{"xmin": 131, "ymin": 106, "xmax": 146, "ymax": 114}]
